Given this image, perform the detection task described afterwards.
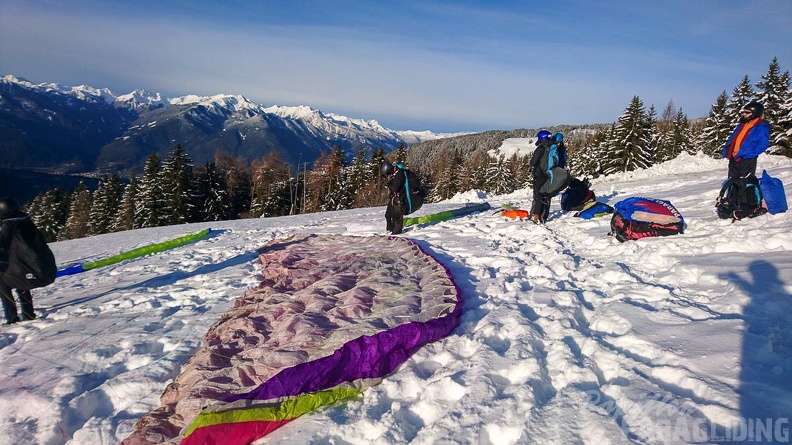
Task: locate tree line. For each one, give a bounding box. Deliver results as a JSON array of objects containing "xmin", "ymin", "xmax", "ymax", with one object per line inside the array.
[
  {"xmin": 25, "ymin": 58, "xmax": 791, "ymax": 241},
  {"xmin": 26, "ymin": 143, "xmax": 396, "ymax": 242},
  {"xmin": 410, "ymin": 57, "xmax": 790, "ymax": 198}
]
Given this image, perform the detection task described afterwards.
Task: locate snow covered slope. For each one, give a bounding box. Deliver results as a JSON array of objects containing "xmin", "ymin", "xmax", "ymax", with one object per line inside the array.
[{"xmin": 0, "ymin": 152, "xmax": 790, "ymax": 444}]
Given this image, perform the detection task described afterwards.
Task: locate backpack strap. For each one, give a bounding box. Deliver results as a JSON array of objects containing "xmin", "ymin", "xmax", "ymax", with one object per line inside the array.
[{"xmin": 403, "ymin": 171, "xmax": 413, "ymax": 214}]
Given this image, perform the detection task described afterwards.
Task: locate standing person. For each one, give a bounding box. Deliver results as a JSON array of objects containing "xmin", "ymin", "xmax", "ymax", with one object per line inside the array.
[
  {"xmin": 382, "ymin": 162, "xmax": 407, "ymax": 235},
  {"xmin": 0, "ymin": 197, "xmax": 56, "ymax": 324},
  {"xmin": 529, "ymin": 129, "xmax": 554, "ymax": 223},
  {"xmin": 722, "ymin": 101, "xmax": 770, "ymax": 180}
]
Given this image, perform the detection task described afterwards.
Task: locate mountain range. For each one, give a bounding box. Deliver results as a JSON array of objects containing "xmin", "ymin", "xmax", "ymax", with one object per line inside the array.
[{"xmin": 0, "ymin": 75, "xmax": 460, "ymax": 176}]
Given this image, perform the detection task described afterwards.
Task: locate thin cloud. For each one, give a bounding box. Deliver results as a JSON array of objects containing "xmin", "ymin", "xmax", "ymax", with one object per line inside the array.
[{"xmin": 1, "ymin": 1, "xmax": 789, "ymax": 132}]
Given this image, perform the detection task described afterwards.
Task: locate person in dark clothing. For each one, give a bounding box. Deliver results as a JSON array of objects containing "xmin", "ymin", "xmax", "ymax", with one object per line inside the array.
[
  {"xmin": 722, "ymin": 101, "xmax": 770, "ymax": 180},
  {"xmin": 382, "ymin": 162, "xmax": 407, "ymax": 235},
  {"xmin": 529, "ymin": 129, "xmax": 554, "ymax": 223},
  {"xmin": 0, "ymin": 198, "xmax": 37, "ymax": 324}
]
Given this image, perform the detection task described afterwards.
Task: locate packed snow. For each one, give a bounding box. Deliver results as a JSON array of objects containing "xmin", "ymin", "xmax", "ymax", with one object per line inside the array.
[{"xmin": 1, "ymin": 151, "xmax": 791, "ymax": 445}]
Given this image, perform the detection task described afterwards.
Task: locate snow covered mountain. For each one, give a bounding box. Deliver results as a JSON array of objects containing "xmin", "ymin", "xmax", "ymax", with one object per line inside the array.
[{"xmin": 0, "ymin": 75, "xmax": 455, "ymax": 174}]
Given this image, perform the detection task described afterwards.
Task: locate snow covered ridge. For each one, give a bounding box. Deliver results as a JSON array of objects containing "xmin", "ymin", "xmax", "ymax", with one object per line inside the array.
[
  {"xmin": 1, "ymin": 74, "xmax": 452, "ymax": 139},
  {"xmin": 2, "ymin": 74, "xmax": 116, "ymax": 104}
]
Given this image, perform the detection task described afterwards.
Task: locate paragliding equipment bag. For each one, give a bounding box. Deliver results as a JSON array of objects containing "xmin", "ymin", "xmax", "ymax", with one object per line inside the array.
[
  {"xmin": 539, "ymin": 167, "xmax": 572, "ymax": 197},
  {"xmin": 538, "ymin": 141, "xmax": 571, "ymax": 197},
  {"xmin": 715, "ymin": 176, "xmax": 767, "ymax": 220},
  {"xmin": 401, "ymin": 170, "xmax": 425, "ymax": 215},
  {"xmin": 575, "ymin": 201, "xmax": 614, "ymax": 219},
  {"xmin": 561, "ymin": 178, "xmax": 596, "ymax": 211},
  {"xmin": 609, "ymin": 197, "xmax": 684, "ymax": 242},
  {"xmin": 3, "ymin": 220, "xmax": 57, "ymax": 290},
  {"xmin": 758, "ymin": 170, "xmax": 787, "ymax": 215}
]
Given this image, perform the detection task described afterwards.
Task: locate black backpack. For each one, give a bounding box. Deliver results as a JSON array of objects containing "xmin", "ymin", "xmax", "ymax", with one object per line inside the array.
[
  {"xmin": 561, "ymin": 178, "xmax": 596, "ymax": 211},
  {"xmin": 715, "ymin": 177, "xmax": 767, "ymax": 221},
  {"xmin": 402, "ymin": 170, "xmax": 425, "ymax": 215},
  {"xmin": 3, "ymin": 217, "xmax": 57, "ymax": 290}
]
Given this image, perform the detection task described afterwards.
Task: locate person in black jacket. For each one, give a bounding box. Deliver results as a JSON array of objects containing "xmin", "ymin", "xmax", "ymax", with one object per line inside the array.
[
  {"xmin": 382, "ymin": 162, "xmax": 407, "ymax": 235},
  {"xmin": 529, "ymin": 129, "xmax": 554, "ymax": 223},
  {"xmin": 0, "ymin": 198, "xmax": 37, "ymax": 324}
]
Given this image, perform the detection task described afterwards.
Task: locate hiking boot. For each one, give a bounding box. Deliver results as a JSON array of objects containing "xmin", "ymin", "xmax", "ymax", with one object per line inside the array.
[
  {"xmin": 529, "ymin": 214, "xmax": 542, "ymax": 224},
  {"xmin": 22, "ymin": 313, "xmax": 36, "ymax": 321},
  {"xmin": 5, "ymin": 317, "xmax": 20, "ymax": 325}
]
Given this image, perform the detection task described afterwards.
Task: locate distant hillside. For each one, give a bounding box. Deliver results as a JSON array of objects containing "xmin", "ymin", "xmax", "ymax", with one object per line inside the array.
[{"xmin": 403, "ymin": 125, "xmax": 606, "ymax": 169}]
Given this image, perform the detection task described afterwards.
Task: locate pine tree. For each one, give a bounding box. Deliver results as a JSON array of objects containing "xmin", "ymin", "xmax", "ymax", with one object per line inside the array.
[
  {"xmin": 251, "ymin": 151, "xmax": 292, "ymax": 217},
  {"xmin": 346, "ymin": 147, "xmax": 369, "ymax": 206},
  {"xmin": 215, "ymin": 150, "xmax": 252, "ymax": 219},
  {"xmin": 138, "ymin": 152, "xmax": 164, "ymax": 228},
  {"xmin": 369, "ymin": 147, "xmax": 387, "ymax": 181},
  {"xmin": 603, "ymin": 96, "xmax": 653, "ymax": 174},
  {"xmin": 89, "ymin": 173, "xmax": 123, "ymax": 235},
  {"xmin": 755, "ymin": 57, "xmax": 789, "ymax": 143},
  {"xmin": 508, "ymin": 153, "xmax": 530, "ymax": 190},
  {"xmin": 697, "ymin": 91, "xmax": 732, "ymax": 158},
  {"xmin": 465, "ymin": 150, "xmax": 490, "ymax": 191},
  {"xmin": 484, "ymin": 154, "xmax": 516, "ymax": 195},
  {"xmin": 429, "ymin": 151, "xmax": 460, "ymax": 201},
  {"xmin": 672, "ymin": 109, "xmax": 693, "ymax": 155},
  {"xmin": 777, "ymin": 84, "xmax": 792, "ymax": 156},
  {"xmin": 114, "ymin": 173, "xmax": 140, "ymax": 232},
  {"xmin": 159, "ymin": 144, "xmax": 195, "ymax": 225},
  {"xmin": 27, "ymin": 188, "xmax": 70, "ymax": 242},
  {"xmin": 727, "ymin": 75, "xmax": 756, "ymax": 124},
  {"xmin": 352, "ymin": 148, "xmax": 389, "ymax": 208},
  {"xmin": 194, "ymin": 162, "xmax": 229, "ymax": 222},
  {"xmin": 300, "ymin": 146, "xmax": 346, "ymax": 213},
  {"xmin": 644, "ymin": 105, "xmax": 667, "ymax": 164},
  {"xmin": 392, "ymin": 143, "xmax": 407, "ymax": 165},
  {"xmin": 568, "ymin": 128, "xmax": 608, "ymax": 179},
  {"xmin": 62, "ymin": 182, "xmax": 93, "ymax": 240}
]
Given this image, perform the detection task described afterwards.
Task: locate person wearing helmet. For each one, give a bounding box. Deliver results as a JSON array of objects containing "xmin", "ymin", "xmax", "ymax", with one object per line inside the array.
[
  {"xmin": 528, "ymin": 129, "xmax": 554, "ymax": 223},
  {"xmin": 0, "ymin": 198, "xmax": 38, "ymax": 324},
  {"xmin": 722, "ymin": 101, "xmax": 770, "ymax": 180},
  {"xmin": 382, "ymin": 161, "xmax": 407, "ymax": 234}
]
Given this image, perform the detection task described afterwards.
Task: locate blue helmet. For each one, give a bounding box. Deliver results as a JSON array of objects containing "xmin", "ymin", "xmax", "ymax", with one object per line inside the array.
[
  {"xmin": 535, "ymin": 129, "xmax": 552, "ymax": 146},
  {"xmin": 553, "ymin": 132, "xmax": 564, "ymax": 142}
]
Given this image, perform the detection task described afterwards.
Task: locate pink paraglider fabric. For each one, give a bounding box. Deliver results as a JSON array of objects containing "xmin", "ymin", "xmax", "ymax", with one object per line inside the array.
[{"xmin": 121, "ymin": 234, "xmax": 462, "ymax": 445}]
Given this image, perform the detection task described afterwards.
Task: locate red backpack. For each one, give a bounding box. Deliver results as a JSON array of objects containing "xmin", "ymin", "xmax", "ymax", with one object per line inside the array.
[{"xmin": 609, "ymin": 197, "xmax": 685, "ymax": 242}]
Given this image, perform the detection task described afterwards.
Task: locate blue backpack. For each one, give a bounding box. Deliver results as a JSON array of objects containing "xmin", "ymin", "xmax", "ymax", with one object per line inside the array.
[
  {"xmin": 759, "ymin": 170, "xmax": 787, "ymax": 215},
  {"xmin": 539, "ymin": 133, "xmax": 568, "ymax": 173},
  {"xmin": 538, "ymin": 133, "xmax": 571, "ymax": 196}
]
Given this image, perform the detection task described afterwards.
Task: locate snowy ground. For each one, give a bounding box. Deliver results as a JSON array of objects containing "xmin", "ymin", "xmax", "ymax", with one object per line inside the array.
[{"xmin": 1, "ymin": 152, "xmax": 791, "ymax": 445}]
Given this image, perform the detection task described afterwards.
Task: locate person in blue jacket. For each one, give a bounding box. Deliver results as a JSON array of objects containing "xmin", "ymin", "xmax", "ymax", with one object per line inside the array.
[{"xmin": 722, "ymin": 101, "xmax": 770, "ymax": 180}]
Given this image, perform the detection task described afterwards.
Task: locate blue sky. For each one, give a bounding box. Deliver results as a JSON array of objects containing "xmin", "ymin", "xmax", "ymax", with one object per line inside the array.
[{"xmin": 1, "ymin": 0, "xmax": 790, "ymax": 133}]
